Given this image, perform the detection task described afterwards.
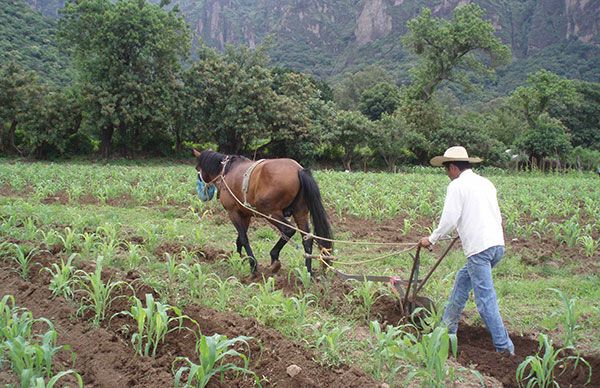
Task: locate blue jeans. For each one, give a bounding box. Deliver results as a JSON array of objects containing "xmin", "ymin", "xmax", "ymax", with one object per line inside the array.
[{"xmin": 442, "ymin": 245, "xmax": 514, "ymax": 354}]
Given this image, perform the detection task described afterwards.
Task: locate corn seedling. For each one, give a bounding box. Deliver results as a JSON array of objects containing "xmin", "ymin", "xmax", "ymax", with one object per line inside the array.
[
  {"xmin": 548, "ymin": 288, "xmax": 580, "ymax": 348},
  {"xmin": 347, "ymin": 280, "xmax": 382, "ymax": 322},
  {"xmin": 44, "ymin": 253, "xmax": 78, "ymax": 300},
  {"xmin": 406, "ymin": 326, "xmax": 457, "ymax": 387},
  {"xmin": 9, "ymin": 243, "xmax": 38, "ymax": 280},
  {"xmin": 173, "ymin": 333, "xmax": 259, "ymax": 388},
  {"xmin": 57, "ymin": 227, "xmax": 79, "ymax": 254},
  {"xmin": 368, "ymin": 321, "xmax": 411, "ymax": 383},
  {"xmin": 75, "ymin": 260, "xmax": 128, "ymax": 327},
  {"xmin": 290, "ymin": 266, "xmax": 312, "ymax": 291},
  {"xmin": 31, "ymin": 369, "xmax": 83, "ymax": 388},
  {"xmin": 577, "ymin": 235, "xmax": 598, "ymax": 258},
  {"xmin": 516, "ymin": 334, "xmax": 591, "ymax": 387},
  {"xmin": 118, "ymin": 294, "xmax": 190, "ymax": 357},
  {"xmin": 178, "ymin": 263, "xmax": 216, "ymax": 302},
  {"xmin": 210, "ymin": 276, "xmax": 241, "ymax": 312},
  {"xmin": 314, "ymin": 322, "xmax": 349, "ymax": 367}
]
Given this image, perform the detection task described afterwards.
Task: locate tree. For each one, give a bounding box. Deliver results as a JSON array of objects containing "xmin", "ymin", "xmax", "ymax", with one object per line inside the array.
[
  {"xmin": 404, "ymin": 4, "xmax": 511, "ymax": 101},
  {"xmin": 550, "ymin": 80, "xmax": 600, "ymax": 151},
  {"xmin": 59, "ymin": 0, "xmax": 190, "ymax": 157},
  {"xmin": 330, "ymin": 110, "xmax": 373, "ymax": 171},
  {"xmin": 370, "ymin": 113, "xmax": 428, "ymax": 171},
  {"xmin": 332, "ymin": 66, "xmax": 395, "ymax": 111},
  {"xmin": 359, "ymin": 82, "xmax": 402, "ymax": 121},
  {"xmin": 510, "ymin": 69, "xmax": 579, "ymax": 128},
  {"xmin": 516, "ymin": 113, "xmax": 572, "ymax": 167},
  {"xmin": 189, "ymin": 45, "xmax": 278, "ymax": 154},
  {"xmin": 0, "ymin": 62, "xmax": 41, "ymax": 154}
]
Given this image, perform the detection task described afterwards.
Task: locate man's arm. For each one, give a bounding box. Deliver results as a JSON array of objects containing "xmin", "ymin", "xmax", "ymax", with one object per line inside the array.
[{"xmin": 422, "ymin": 183, "xmax": 462, "ymax": 246}]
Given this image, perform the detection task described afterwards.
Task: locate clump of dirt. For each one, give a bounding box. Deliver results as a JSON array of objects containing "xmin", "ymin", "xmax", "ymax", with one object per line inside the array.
[
  {"xmin": 41, "ymin": 190, "xmax": 69, "ymax": 205},
  {"xmin": 457, "ymin": 325, "xmax": 599, "ymax": 387}
]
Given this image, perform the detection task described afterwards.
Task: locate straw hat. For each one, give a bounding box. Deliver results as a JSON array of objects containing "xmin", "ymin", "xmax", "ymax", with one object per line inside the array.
[{"xmin": 430, "ymin": 146, "xmax": 483, "ymax": 167}]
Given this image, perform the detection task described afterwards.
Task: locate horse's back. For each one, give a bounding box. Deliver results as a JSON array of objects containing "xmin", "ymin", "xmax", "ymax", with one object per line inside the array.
[{"xmin": 250, "ymin": 158, "xmax": 303, "ymax": 211}]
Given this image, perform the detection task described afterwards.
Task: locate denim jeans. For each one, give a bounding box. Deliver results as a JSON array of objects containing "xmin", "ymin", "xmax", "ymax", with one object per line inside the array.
[{"xmin": 442, "ymin": 245, "xmax": 514, "ymax": 354}]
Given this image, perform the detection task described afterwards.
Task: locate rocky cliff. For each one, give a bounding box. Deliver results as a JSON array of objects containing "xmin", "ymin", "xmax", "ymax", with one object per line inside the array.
[{"xmin": 25, "ymin": 0, "xmax": 600, "ymax": 82}]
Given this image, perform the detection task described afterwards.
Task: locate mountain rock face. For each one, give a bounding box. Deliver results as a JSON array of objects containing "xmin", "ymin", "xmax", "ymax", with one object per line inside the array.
[{"xmin": 26, "ymin": 0, "xmax": 599, "ymax": 79}]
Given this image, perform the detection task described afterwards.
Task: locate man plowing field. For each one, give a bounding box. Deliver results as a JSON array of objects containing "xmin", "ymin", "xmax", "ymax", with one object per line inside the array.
[{"xmin": 420, "ymin": 146, "xmax": 515, "ymax": 356}]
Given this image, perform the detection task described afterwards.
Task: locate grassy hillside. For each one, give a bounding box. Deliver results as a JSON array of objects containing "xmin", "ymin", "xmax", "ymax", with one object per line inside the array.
[{"xmin": 0, "ymin": 0, "xmax": 71, "ymax": 85}]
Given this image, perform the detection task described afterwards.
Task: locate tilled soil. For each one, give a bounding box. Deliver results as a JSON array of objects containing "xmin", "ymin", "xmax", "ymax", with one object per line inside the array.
[{"xmin": 0, "ymin": 255, "xmax": 378, "ymax": 387}]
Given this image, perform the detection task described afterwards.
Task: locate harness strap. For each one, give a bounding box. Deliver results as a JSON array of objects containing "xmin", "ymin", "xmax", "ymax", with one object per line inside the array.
[{"xmin": 242, "ymin": 159, "xmax": 265, "ymax": 206}]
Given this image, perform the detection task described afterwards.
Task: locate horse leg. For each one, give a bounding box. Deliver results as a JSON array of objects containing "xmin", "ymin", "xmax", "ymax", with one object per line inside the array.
[
  {"xmin": 230, "ymin": 213, "xmax": 257, "ymax": 273},
  {"xmin": 293, "ymin": 211, "xmax": 313, "ymax": 274},
  {"xmin": 267, "ymin": 212, "xmax": 296, "ymax": 274}
]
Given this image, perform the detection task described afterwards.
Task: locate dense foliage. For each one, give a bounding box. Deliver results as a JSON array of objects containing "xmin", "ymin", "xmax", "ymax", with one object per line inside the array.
[{"xmin": 0, "ymin": 1, "xmax": 598, "ymax": 171}]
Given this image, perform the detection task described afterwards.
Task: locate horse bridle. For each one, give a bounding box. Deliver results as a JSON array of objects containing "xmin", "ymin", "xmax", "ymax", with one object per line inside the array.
[{"xmin": 197, "ymin": 155, "xmax": 230, "ymax": 187}]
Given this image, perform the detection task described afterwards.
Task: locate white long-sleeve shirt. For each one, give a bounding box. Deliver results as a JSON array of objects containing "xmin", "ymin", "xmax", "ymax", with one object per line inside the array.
[{"xmin": 428, "ymin": 169, "xmax": 504, "ymax": 257}]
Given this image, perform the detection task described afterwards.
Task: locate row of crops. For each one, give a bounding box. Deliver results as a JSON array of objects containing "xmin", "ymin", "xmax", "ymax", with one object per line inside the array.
[
  {"xmin": 0, "ymin": 162, "xmax": 598, "ymax": 254},
  {"xmin": 1, "ymin": 160, "xmax": 599, "ymax": 386}
]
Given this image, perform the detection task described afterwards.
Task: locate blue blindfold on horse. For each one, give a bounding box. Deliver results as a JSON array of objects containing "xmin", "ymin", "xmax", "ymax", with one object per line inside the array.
[{"xmin": 196, "ymin": 174, "xmax": 216, "ymax": 201}]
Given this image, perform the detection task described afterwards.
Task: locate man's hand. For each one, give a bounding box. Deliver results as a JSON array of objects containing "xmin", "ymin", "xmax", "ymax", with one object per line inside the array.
[{"xmin": 419, "ymin": 237, "xmax": 431, "ymax": 248}]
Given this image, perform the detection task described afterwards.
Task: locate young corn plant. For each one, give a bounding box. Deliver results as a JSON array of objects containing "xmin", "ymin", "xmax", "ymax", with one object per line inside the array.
[
  {"xmin": 44, "ymin": 253, "xmax": 78, "ymax": 301},
  {"xmin": 548, "ymin": 288, "xmax": 581, "ymax": 348},
  {"xmin": 577, "ymin": 235, "xmax": 598, "ymax": 258},
  {"xmin": 516, "ymin": 334, "xmax": 591, "ymax": 387},
  {"xmin": 173, "ymin": 333, "xmax": 259, "ymax": 388},
  {"xmin": 5, "ymin": 326, "xmax": 81, "ymax": 388},
  {"xmin": 406, "ymin": 326, "xmax": 458, "ymax": 387},
  {"xmin": 210, "ymin": 276, "xmax": 241, "ymax": 312},
  {"xmin": 178, "ymin": 263, "xmax": 216, "ymax": 302},
  {"xmin": 368, "ymin": 321, "xmax": 410, "ymax": 383},
  {"xmin": 30, "ymin": 370, "xmax": 83, "ymax": 388},
  {"xmin": 290, "ymin": 266, "xmax": 312, "ymax": 291},
  {"xmin": 118, "ymin": 294, "xmax": 189, "ymax": 357},
  {"xmin": 347, "ymin": 280, "xmax": 382, "ymax": 322},
  {"xmin": 57, "ymin": 227, "xmax": 79, "ymax": 254},
  {"xmin": 9, "ymin": 243, "xmax": 38, "ymax": 280},
  {"xmin": 76, "ymin": 259, "xmax": 128, "ymax": 327},
  {"xmin": 313, "ymin": 322, "xmax": 350, "ymax": 367}
]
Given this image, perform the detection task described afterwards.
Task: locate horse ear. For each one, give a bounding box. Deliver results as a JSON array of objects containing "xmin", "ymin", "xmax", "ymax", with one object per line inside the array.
[{"xmin": 192, "ymin": 148, "xmax": 201, "ymax": 158}]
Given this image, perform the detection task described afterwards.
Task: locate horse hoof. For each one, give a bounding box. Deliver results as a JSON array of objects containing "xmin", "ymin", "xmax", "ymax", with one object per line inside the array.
[{"xmin": 270, "ymin": 261, "xmax": 281, "ymax": 274}]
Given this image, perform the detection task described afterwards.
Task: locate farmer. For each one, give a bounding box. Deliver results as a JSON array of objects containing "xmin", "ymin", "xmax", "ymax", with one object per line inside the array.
[{"xmin": 419, "ymin": 146, "xmax": 515, "ymax": 356}]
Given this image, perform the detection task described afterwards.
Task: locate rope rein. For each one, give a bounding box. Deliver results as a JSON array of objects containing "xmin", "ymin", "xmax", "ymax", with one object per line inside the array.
[
  {"xmin": 215, "ymin": 173, "xmax": 416, "ymax": 247},
  {"xmin": 202, "ymin": 164, "xmax": 456, "ymax": 268}
]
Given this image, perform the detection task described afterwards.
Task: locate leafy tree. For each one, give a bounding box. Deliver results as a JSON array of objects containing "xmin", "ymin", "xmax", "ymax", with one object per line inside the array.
[
  {"xmin": 404, "ymin": 4, "xmax": 511, "ymax": 101},
  {"xmin": 266, "ymin": 70, "xmax": 333, "ymax": 163},
  {"xmin": 510, "ymin": 70, "xmax": 579, "ymax": 128},
  {"xmin": 330, "ymin": 110, "xmax": 373, "ymax": 171},
  {"xmin": 19, "ymin": 86, "xmax": 85, "ymax": 158},
  {"xmin": 332, "ymin": 66, "xmax": 395, "ymax": 111},
  {"xmin": 429, "ymin": 112, "xmax": 507, "ymax": 166},
  {"xmin": 59, "ymin": 0, "xmax": 190, "ymax": 157},
  {"xmin": 550, "ymin": 80, "xmax": 600, "ymax": 151},
  {"xmin": 370, "ymin": 112, "xmax": 428, "ymax": 170},
  {"xmin": 0, "ymin": 62, "xmax": 41, "ymax": 154},
  {"xmin": 359, "ymin": 82, "xmax": 402, "ymax": 121},
  {"xmin": 516, "ymin": 113, "xmax": 572, "ymax": 166},
  {"xmin": 189, "ymin": 45, "xmax": 277, "ymax": 154}
]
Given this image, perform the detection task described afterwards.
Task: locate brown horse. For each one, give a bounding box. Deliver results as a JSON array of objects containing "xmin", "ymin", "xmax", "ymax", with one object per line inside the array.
[{"xmin": 193, "ymin": 149, "xmax": 333, "ymax": 274}]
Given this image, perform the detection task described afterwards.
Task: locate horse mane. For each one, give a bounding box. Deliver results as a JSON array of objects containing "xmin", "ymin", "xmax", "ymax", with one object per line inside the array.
[{"xmin": 198, "ymin": 150, "xmax": 249, "ymax": 176}]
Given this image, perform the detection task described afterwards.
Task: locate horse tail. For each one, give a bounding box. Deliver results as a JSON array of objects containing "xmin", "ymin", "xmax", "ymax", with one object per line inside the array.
[{"xmin": 298, "ymin": 169, "xmax": 333, "ymax": 251}]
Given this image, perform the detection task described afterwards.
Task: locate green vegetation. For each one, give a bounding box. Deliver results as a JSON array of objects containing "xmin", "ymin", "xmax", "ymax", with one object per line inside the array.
[
  {"xmin": 173, "ymin": 333, "xmax": 258, "ymax": 388},
  {"xmin": 119, "ymin": 293, "xmax": 189, "ymax": 357},
  {"xmin": 516, "ymin": 334, "xmax": 591, "ymax": 387},
  {"xmin": 0, "ymin": 160, "xmax": 598, "ymax": 385},
  {"xmin": 0, "ymin": 295, "xmax": 83, "ymax": 388},
  {"xmin": 1, "ymin": 0, "xmax": 598, "ymax": 172}
]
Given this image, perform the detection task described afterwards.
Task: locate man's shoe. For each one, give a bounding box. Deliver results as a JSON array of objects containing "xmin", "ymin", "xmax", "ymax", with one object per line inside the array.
[{"xmin": 498, "ymin": 349, "xmax": 515, "ymax": 357}]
